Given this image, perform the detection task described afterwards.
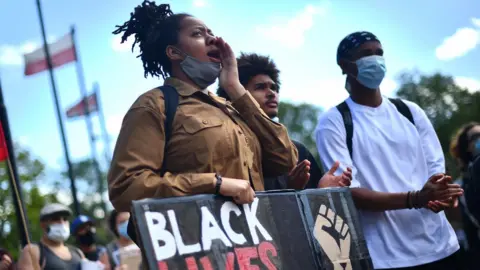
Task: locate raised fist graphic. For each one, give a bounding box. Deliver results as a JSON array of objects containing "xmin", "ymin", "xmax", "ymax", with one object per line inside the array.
[{"xmin": 314, "ymin": 204, "xmax": 352, "ymax": 270}]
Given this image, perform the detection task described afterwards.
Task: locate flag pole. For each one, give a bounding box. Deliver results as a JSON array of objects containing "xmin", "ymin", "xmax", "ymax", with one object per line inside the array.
[
  {"xmin": 35, "ymin": 0, "xmax": 81, "ymax": 215},
  {"xmin": 92, "ymin": 82, "xmax": 112, "ymax": 164},
  {"xmin": 0, "ymin": 76, "xmax": 31, "ymax": 247},
  {"xmin": 70, "ymin": 26, "xmax": 107, "ymax": 213}
]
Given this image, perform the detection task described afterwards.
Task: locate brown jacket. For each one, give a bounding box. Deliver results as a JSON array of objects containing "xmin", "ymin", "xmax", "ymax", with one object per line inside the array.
[{"xmin": 108, "ymin": 77, "xmax": 298, "ymax": 211}]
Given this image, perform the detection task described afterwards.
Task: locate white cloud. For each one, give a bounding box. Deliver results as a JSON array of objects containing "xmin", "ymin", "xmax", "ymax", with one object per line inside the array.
[
  {"xmin": 106, "ymin": 114, "xmax": 124, "ymax": 135},
  {"xmin": 0, "ymin": 43, "xmax": 33, "ymax": 66},
  {"xmin": 192, "ymin": 0, "xmax": 207, "ymax": 8},
  {"xmin": 472, "ymin": 17, "xmax": 480, "ymax": 28},
  {"xmin": 111, "ymin": 35, "xmax": 136, "ymax": 53},
  {"xmin": 455, "ymin": 76, "xmax": 480, "ymax": 93},
  {"xmin": 255, "ymin": 2, "xmax": 329, "ymax": 49},
  {"xmin": 435, "ymin": 26, "xmax": 480, "ymax": 61},
  {"xmin": 0, "ymin": 35, "xmax": 57, "ymax": 66}
]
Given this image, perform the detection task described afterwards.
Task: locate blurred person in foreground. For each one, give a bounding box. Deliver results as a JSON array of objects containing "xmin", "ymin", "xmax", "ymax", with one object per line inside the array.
[
  {"xmin": 217, "ymin": 52, "xmax": 352, "ymax": 190},
  {"xmin": 17, "ymin": 203, "xmax": 84, "ymax": 269},
  {"xmin": 105, "ymin": 210, "xmax": 138, "ymax": 270},
  {"xmin": 0, "ymin": 249, "xmax": 14, "ymax": 270},
  {"xmin": 108, "ymin": 0, "xmax": 298, "ymax": 241},
  {"xmin": 71, "ymin": 215, "xmax": 110, "ymax": 268},
  {"xmin": 315, "ymin": 31, "xmax": 463, "ymax": 269},
  {"xmin": 450, "ymin": 122, "xmax": 480, "ymax": 267}
]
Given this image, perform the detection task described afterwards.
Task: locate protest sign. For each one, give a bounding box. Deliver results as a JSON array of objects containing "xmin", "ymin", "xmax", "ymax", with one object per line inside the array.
[
  {"xmin": 299, "ymin": 188, "xmax": 374, "ymax": 270},
  {"xmin": 131, "ymin": 189, "xmax": 373, "ymax": 269}
]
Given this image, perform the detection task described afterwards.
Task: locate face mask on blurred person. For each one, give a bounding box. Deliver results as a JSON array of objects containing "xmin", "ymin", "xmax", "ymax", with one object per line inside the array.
[
  {"xmin": 77, "ymin": 229, "xmax": 96, "ymax": 246},
  {"xmin": 117, "ymin": 221, "xmax": 131, "ymax": 240},
  {"xmin": 473, "ymin": 139, "xmax": 480, "ymax": 157},
  {"xmin": 47, "ymin": 223, "xmax": 70, "ymax": 242}
]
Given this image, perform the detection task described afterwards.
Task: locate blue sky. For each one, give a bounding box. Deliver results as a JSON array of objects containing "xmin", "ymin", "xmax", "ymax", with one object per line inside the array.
[{"xmin": 0, "ymin": 0, "xmax": 479, "ymax": 203}]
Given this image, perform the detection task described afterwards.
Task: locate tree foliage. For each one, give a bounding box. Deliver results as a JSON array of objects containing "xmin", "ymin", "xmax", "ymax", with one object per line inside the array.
[
  {"xmin": 0, "ymin": 147, "xmax": 114, "ymax": 259},
  {"xmin": 0, "ymin": 146, "xmax": 58, "ymax": 259},
  {"xmin": 278, "ymin": 101, "xmax": 322, "ymax": 161},
  {"xmin": 62, "ymin": 158, "xmax": 113, "ymax": 245}
]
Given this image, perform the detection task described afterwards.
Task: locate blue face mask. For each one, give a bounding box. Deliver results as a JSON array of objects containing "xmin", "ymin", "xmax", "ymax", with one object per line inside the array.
[
  {"xmin": 117, "ymin": 221, "xmax": 131, "ymax": 240},
  {"xmin": 474, "ymin": 139, "xmax": 480, "ymax": 157},
  {"xmin": 354, "ymin": 55, "xmax": 386, "ymax": 90}
]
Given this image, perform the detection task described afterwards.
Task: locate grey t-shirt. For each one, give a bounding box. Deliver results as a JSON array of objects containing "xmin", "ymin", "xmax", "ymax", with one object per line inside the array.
[{"xmin": 39, "ymin": 242, "xmax": 82, "ymax": 270}]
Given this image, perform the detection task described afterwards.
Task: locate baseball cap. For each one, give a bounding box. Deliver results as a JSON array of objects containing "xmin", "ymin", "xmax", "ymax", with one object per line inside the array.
[
  {"xmin": 40, "ymin": 203, "xmax": 72, "ymax": 221},
  {"xmin": 71, "ymin": 215, "xmax": 94, "ymax": 234}
]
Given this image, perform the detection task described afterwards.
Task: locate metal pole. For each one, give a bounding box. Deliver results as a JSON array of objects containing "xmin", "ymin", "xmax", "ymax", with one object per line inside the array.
[
  {"xmin": 93, "ymin": 82, "xmax": 112, "ymax": 164},
  {"xmin": 70, "ymin": 26, "xmax": 107, "ymax": 213},
  {"xmin": 35, "ymin": 0, "xmax": 80, "ymax": 215},
  {"xmin": 0, "ymin": 76, "xmax": 31, "ymax": 247}
]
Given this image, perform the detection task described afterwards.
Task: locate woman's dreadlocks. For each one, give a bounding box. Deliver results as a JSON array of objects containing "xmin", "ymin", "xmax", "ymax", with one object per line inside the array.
[{"xmin": 113, "ymin": 1, "xmax": 191, "ymax": 79}]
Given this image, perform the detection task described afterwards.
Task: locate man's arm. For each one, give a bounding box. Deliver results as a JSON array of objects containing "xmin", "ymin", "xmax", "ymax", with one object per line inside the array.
[
  {"xmin": 230, "ymin": 92, "xmax": 298, "ymax": 176},
  {"xmin": 315, "ymin": 114, "xmax": 409, "ymax": 211},
  {"xmin": 108, "ymin": 106, "xmax": 216, "ymax": 212},
  {"xmin": 407, "ymin": 101, "xmax": 446, "ymax": 177}
]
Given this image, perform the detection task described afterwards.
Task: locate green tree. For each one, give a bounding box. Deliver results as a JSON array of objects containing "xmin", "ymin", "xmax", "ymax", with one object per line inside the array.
[
  {"xmin": 396, "ymin": 71, "xmax": 480, "ymax": 178},
  {"xmin": 0, "ymin": 146, "xmax": 58, "ymax": 259},
  {"xmin": 61, "ymin": 158, "xmax": 113, "ymax": 245},
  {"xmin": 278, "ymin": 101, "xmax": 322, "ymax": 161}
]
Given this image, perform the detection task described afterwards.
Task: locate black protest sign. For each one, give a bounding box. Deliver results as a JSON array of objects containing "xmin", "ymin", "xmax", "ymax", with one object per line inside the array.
[
  {"xmin": 132, "ymin": 191, "xmax": 319, "ymax": 270},
  {"xmin": 298, "ymin": 188, "xmax": 374, "ymax": 270}
]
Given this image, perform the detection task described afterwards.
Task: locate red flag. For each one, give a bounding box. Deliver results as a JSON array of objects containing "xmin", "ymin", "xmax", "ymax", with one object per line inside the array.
[
  {"xmin": 66, "ymin": 92, "xmax": 98, "ymax": 119},
  {"xmin": 0, "ymin": 122, "xmax": 9, "ymax": 161},
  {"xmin": 23, "ymin": 32, "xmax": 77, "ymax": 76}
]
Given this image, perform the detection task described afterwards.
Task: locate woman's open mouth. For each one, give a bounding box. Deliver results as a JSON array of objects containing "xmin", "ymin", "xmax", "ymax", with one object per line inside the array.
[{"xmin": 207, "ymin": 50, "xmax": 221, "ymax": 63}]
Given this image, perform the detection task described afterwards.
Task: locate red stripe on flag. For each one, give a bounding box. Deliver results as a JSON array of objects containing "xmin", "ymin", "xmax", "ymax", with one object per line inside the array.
[
  {"xmin": 24, "ymin": 47, "xmax": 76, "ymax": 76},
  {"xmin": 66, "ymin": 92, "xmax": 98, "ymax": 119},
  {"xmin": 0, "ymin": 122, "xmax": 9, "ymax": 161}
]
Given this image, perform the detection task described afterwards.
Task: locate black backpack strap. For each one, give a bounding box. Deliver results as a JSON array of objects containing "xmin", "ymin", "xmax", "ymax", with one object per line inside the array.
[
  {"xmin": 38, "ymin": 242, "xmax": 46, "ymax": 267},
  {"xmin": 158, "ymin": 85, "xmax": 179, "ymax": 176},
  {"xmin": 127, "ymin": 85, "xmax": 179, "ymax": 247},
  {"xmin": 389, "ymin": 98, "xmax": 415, "ymax": 126},
  {"xmin": 336, "ymin": 101, "xmax": 354, "ymax": 158}
]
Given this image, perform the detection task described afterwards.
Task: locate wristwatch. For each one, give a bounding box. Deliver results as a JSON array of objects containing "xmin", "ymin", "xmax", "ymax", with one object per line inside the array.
[{"xmin": 215, "ymin": 173, "xmax": 222, "ymax": 195}]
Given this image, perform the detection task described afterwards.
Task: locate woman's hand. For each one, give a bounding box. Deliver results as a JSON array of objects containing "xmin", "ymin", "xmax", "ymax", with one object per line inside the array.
[
  {"xmin": 216, "ymin": 37, "xmax": 246, "ymax": 101},
  {"xmin": 219, "ymin": 177, "xmax": 255, "ymax": 204}
]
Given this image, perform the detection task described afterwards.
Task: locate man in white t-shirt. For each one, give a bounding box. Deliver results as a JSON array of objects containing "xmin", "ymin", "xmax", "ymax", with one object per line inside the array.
[{"xmin": 315, "ymin": 31, "xmax": 464, "ymax": 269}]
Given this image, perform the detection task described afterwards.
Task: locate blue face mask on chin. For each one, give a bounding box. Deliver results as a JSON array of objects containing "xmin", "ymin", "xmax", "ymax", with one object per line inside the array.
[
  {"xmin": 117, "ymin": 221, "xmax": 131, "ymax": 240},
  {"xmin": 353, "ymin": 55, "xmax": 387, "ymax": 90}
]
